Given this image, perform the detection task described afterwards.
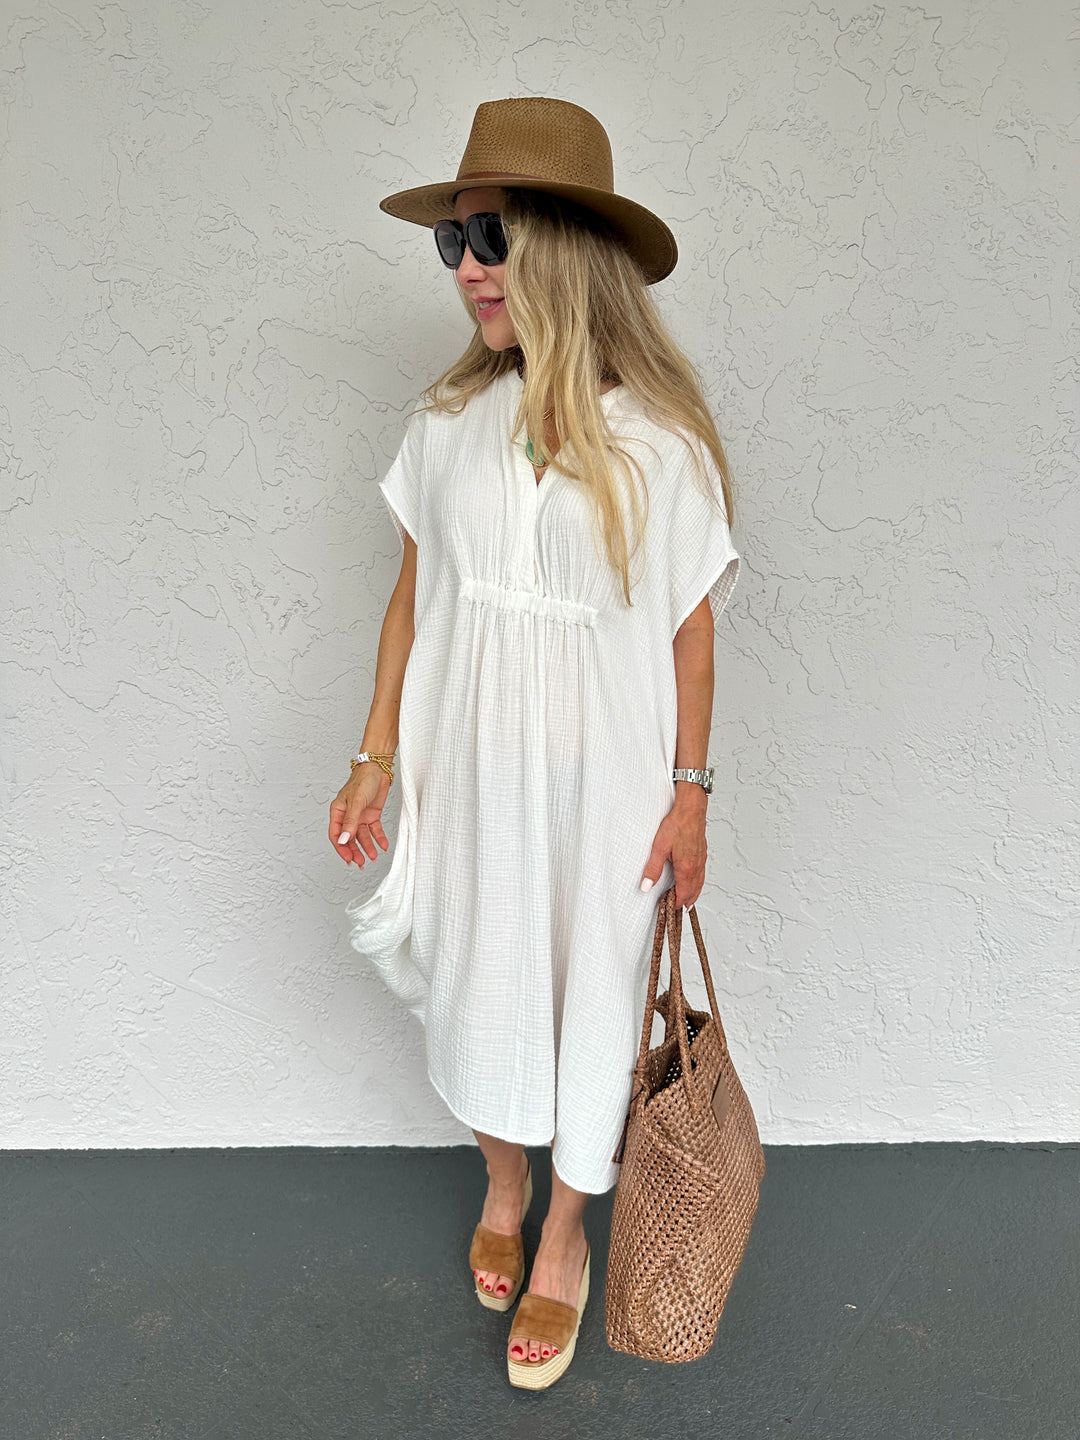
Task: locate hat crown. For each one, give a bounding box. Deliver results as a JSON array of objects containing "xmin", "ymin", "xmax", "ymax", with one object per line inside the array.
[{"xmin": 455, "ymin": 97, "xmax": 614, "ymax": 196}]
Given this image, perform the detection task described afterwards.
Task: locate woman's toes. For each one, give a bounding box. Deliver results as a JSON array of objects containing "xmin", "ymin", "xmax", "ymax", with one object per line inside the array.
[
  {"xmin": 508, "ymin": 1336, "xmax": 559, "ymax": 1362},
  {"xmin": 476, "ymin": 1267, "xmax": 513, "ymax": 1296}
]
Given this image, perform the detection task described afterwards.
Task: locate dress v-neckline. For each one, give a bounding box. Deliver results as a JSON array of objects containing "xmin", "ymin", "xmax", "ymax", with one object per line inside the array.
[{"xmin": 509, "ymin": 370, "xmax": 623, "ymax": 491}]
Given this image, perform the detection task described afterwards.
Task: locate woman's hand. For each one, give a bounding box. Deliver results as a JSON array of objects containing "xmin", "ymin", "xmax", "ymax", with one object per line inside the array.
[
  {"xmin": 640, "ymin": 792, "xmax": 708, "ymax": 907},
  {"xmin": 329, "ymin": 764, "xmax": 392, "ymax": 868}
]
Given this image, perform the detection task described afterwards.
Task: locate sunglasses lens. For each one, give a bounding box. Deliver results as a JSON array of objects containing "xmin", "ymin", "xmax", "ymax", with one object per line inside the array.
[
  {"xmin": 434, "ymin": 213, "xmax": 508, "ymax": 268},
  {"xmin": 466, "ymin": 213, "xmax": 509, "ymax": 266},
  {"xmin": 433, "ymin": 220, "xmax": 464, "ymax": 269}
]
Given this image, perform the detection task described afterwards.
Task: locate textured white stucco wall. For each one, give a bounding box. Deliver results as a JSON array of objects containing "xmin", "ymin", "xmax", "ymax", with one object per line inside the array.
[{"xmin": 2, "ymin": 1, "xmax": 1077, "ymax": 1150}]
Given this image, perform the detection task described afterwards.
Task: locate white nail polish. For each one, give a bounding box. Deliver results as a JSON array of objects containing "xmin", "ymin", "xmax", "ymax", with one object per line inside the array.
[
  {"xmin": 640, "ymin": 877, "xmax": 654, "ymax": 891},
  {"xmin": 338, "ymin": 831, "xmax": 350, "ymax": 844}
]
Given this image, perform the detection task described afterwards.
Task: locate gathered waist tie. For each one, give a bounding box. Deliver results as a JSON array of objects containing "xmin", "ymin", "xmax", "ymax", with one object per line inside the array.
[{"xmin": 460, "ymin": 575, "xmax": 598, "ymax": 628}]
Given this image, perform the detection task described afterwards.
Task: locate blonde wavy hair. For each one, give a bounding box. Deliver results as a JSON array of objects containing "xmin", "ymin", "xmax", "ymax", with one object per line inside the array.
[{"xmin": 418, "ymin": 188, "xmax": 735, "ymax": 607}]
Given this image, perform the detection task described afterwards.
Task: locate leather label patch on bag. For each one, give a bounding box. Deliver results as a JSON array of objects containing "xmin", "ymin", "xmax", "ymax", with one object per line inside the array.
[{"xmin": 712, "ymin": 1069, "xmax": 730, "ymax": 1132}]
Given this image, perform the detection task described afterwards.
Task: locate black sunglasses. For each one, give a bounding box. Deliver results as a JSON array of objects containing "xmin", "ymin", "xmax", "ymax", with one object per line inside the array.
[{"xmin": 433, "ymin": 212, "xmax": 509, "ymax": 269}]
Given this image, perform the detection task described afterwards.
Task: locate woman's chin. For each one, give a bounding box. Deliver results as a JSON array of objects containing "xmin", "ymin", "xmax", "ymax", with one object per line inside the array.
[{"xmin": 479, "ymin": 324, "xmax": 518, "ymax": 352}]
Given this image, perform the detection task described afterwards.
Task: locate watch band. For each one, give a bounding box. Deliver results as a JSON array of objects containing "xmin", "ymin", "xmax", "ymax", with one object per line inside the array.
[{"xmin": 672, "ymin": 766, "xmax": 714, "ymax": 795}]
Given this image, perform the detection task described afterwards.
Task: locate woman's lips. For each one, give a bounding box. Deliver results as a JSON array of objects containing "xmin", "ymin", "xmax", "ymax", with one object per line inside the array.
[{"xmin": 476, "ymin": 297, "xmax": 504, "ymax": 320}]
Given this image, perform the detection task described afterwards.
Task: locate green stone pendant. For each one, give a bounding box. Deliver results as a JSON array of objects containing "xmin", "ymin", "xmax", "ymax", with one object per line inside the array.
[{"xmin": 526, "ymin": 436, "xmax": 547, "ymax": 467}]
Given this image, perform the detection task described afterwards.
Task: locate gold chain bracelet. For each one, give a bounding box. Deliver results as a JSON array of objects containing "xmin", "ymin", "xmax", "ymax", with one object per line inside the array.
[{"xmin": 350, "ymin": 750, "xmax": 396, "ymax": 786}]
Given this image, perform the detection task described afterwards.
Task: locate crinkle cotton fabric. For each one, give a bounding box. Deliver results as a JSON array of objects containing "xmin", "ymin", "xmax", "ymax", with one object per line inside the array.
[{"xmin": 346, "ymin": 370, "xmax": 740, "ymax": 1194}]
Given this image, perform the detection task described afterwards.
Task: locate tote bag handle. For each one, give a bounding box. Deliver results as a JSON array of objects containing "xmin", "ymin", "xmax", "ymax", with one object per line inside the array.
[{"xmin": 633, "ymin": 886, "xmax": 728, "ymax": 1117}]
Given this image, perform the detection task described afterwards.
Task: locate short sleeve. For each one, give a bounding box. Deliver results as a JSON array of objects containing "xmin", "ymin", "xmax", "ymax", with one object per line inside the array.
[
  {"xmin": 666, "ymin": 447, "xmax": 741, "ymax": 639},
  {"xmin": 378, "ymin": 406, "xmax": 427, "ymax": 550}
]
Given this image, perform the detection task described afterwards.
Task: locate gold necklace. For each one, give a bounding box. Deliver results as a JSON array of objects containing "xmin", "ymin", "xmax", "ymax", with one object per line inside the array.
[
  {"xmin": 516, "ymin": 356, "xmax": 554, "ymax": 465},
  {"xmin": 515, "ymin": 355, "xmax": 618, "ymax": 468},
  {"xmin": 526, "ymin": 408, "xmax": 555, "ymax": 468}
]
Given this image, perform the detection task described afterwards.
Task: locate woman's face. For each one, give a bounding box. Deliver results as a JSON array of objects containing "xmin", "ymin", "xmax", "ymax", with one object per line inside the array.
[{"xmin": 451, "ymin": 186, "xmax": 518, "ymax": 351}]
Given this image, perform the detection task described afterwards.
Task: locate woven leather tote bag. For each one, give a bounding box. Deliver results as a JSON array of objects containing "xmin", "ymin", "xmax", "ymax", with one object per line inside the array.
[{"xmin": 605, "ymin": 884, "xmax": 766, "ymax": 1362}]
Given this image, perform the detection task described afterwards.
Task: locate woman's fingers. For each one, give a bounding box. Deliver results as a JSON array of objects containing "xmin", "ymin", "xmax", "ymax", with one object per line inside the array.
[
  {"xmin": 640, "ymin": 829, "xmax": 670, "ymax": 892},
  {"xmin": 329, "ymin": 799, "xmax": 353, "ymax": 859},
  {"xmin": 336, "ymin": 803, "xmax": 362, "ymax": 859},
  {"xmin": 343, "ymin": 807, "xmax": 372, "ymax": 862},
  {"xmin": 640, "ymin": 812, "xmax": 707, "ymax": 905},
  {"xmin": 673, "ymin": 861, "xmax": 705, "ymax": 908},
  {"xmin": 351, "ymin": 815, "xmax": 384, "ymax": 864},
  {"xmin": 330, "ymin": 777, "xmax": 389, "ymax": 866}
]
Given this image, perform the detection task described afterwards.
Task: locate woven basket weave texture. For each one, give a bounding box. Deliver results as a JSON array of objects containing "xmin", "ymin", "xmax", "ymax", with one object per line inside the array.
[{"xmin": 605, "ymin": 889, "xmax": 766, "ymax": 1362}]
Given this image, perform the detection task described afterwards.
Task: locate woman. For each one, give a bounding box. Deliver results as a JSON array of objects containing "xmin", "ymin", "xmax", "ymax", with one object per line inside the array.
[{"xmin": 330, "ymin": 98, "xmax": 741, "ymax": 1388}]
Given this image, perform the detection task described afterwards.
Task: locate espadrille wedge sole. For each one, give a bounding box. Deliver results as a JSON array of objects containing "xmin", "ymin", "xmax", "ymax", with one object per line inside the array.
[
  {"xmin": 469, "ymin": 1158, "xmax": 533, "ymax": 1312},
  {"xmin": 507, "ymin": 1242, "xmax": 590, "ymax": 1389}
]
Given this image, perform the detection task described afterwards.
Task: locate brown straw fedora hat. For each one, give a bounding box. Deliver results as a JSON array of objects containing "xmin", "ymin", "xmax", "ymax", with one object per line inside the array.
[{"xmin": 379, "ymin": 97, "xmax": 678, "ymax": 285}]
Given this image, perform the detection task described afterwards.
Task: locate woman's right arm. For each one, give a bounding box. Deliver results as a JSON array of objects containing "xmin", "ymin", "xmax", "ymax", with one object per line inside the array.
[{"xmin": 328, "ymin": 532, "xmax": 417, "ymax": 867}]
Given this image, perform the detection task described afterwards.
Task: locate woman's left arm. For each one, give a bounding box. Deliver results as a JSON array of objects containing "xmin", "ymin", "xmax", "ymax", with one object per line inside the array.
[{"xmin": 639, "ymin": 595, "xmax": 715, "ymax": 906}]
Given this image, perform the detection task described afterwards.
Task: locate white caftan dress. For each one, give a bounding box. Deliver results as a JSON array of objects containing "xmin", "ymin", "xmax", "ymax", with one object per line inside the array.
[{"xmin": 346, "ymin": 370, "xmax": 740, "ymax": 1194}]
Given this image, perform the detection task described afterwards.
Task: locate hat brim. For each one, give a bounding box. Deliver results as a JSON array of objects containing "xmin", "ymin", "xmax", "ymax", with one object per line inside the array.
[{"xmin": 379, "ymin": 176, "xmax": 677, "ymax": 285}]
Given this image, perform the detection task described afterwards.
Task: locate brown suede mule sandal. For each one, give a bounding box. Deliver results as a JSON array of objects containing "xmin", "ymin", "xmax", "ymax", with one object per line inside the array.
[
  {"xmin": 469, "ymin": 1157, "xmax": 534, "ymax": 1312},
  {"xmin": 506, "ymin": 1241, "xmax": 590, "ymax": 1390}
]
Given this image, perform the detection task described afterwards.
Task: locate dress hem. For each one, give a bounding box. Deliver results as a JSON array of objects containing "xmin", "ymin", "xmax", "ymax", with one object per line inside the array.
[
  {"xmin": 427, "ymin": 1068, "xmax": 555, "ymax": 1149},
  {"xmin": 429, "ymin": 1068, "xmax": 623, "ymax": 1196}
]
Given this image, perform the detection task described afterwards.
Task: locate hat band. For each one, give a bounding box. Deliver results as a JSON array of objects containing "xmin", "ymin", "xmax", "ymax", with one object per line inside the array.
[
  {"xmin": 455, "ymin": 169, "xmax": 613, "ymax": 194},
  {"xmin": 457, "ymin": 170, "xmax": 549, "ymax": 182}
]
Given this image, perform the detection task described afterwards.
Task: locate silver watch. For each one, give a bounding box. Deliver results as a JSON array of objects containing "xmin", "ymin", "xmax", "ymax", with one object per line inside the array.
[{"xmin": 672, "ymin": 766, "xmax": 714, "ymax": 795}]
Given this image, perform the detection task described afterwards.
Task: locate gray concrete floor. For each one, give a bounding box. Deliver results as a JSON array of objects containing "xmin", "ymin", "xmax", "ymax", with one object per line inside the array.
[{"xmin": 2, "ymin": 1142, "xmax": 1076, "ymax": 1439}]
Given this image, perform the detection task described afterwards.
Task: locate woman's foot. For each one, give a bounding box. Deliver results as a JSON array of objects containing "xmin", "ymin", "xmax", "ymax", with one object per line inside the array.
[
  {"xmin": 507, "ymin": 1219, "xmax": 589, "ymax": 1363},
  {"xmin": 472, "ymin": 1148, "xmax": 530, "ymax": 1301}
]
